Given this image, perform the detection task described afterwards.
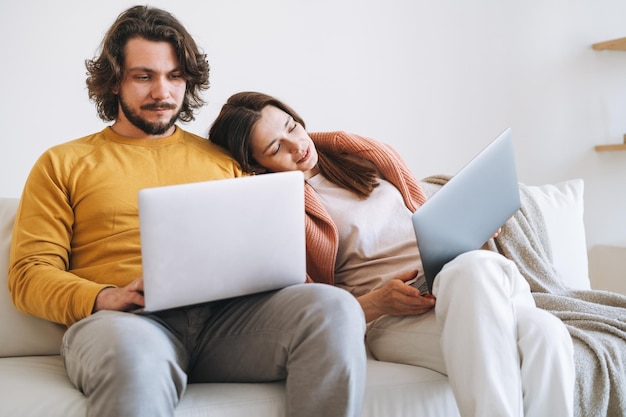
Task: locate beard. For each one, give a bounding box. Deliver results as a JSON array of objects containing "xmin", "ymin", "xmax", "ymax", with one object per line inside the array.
[{"xmin": 119, "ymin": 94, "xmax": 182, "ymax": 136}]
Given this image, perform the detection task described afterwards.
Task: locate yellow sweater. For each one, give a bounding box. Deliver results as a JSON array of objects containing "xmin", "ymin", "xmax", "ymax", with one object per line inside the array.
[{"xmin": 9, "ymin": 127, "xmax": 243, "ymax": 327}]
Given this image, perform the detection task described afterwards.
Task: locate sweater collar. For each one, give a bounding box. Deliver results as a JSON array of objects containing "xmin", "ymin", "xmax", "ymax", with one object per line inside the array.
[{"xmin": 102, "ymin": 125, "xmax": 184, "ymax": 147}]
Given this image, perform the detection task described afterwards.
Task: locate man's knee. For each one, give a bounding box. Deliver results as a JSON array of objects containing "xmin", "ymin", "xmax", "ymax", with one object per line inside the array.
[
  {"xmin": 63, "ymin": 311, "xmax": 187, "ymax": 387},
  {"xmin": 288, "ymin": 284, "xmax": 363, "ymax": 317},
  {"xmin": 284, "ymin": 284, "xmax": 366, "ymax": 344}
]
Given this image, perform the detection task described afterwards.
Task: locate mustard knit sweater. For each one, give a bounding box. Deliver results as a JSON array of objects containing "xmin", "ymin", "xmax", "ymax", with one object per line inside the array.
[
  {"xmin": 305, "ymin": 131, "xmax": 427, "ymax": 285},
  {"xmin": 9, "ymin": 127, "xmax": 242, "ymax": 326}
]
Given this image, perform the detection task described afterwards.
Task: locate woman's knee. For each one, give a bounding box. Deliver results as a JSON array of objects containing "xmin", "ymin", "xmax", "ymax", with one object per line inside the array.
[
  {"xmin": 435, "ymin": 250, "xmax": 526, "ymax": 295},
  {"xmin": 441, "ymin": 250, "xmax": 509, "ymax": 279}
]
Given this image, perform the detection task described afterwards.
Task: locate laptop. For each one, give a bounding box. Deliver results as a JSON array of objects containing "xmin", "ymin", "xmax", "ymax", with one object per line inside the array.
[
  {"xmin": 411, "ymin": 128, "xmax": 520, "ymax": 293},
  {"xmin": 137, "ymin": 171, "xmax": 306, "ymax": 312}
]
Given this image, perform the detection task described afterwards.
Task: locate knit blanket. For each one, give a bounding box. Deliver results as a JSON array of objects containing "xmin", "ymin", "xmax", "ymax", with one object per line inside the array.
[{"xmin": 422, "ymin": 175, "xmax": 626, "ymax": 417}]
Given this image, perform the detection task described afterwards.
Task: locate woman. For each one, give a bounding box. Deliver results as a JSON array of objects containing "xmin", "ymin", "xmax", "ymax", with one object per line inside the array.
[{"xmin": 209, "ymin": 91, "xmax": 575, "ymax": 417}]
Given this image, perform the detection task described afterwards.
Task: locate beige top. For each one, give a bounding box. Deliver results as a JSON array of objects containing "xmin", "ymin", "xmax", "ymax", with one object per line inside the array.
[{"xmin": 306, "ymin": 174, "xmax": 426, "ymax": 296}]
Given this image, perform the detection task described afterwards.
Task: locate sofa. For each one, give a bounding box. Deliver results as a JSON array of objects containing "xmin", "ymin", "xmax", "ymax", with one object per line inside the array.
[{"xmin": 0, "ymin": 178, "xmax": 593, "ymax": 416}]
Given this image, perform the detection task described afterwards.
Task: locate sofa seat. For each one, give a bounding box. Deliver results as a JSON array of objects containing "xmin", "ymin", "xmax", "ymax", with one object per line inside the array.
[{"xmin": 0, "ymin": 355, "xmax": 459, "ymax": 417}]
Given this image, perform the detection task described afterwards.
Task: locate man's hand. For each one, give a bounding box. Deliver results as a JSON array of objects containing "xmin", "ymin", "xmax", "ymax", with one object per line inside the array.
[
  {"xmin": 358, "ymin": 270, "xmax": 436, "ymax": 323},
  {"xmin": 92, "ymin": 278, "xmax": 145, "ymax": 313}
]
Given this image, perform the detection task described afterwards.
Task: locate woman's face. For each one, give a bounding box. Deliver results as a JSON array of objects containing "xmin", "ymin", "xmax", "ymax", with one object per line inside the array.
[{"xmin": 249, "ymin": 105, "xmax": 319, "ymax": 178}]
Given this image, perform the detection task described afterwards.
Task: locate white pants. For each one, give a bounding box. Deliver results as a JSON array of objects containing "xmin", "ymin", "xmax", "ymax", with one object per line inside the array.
[{"xmin": 367, "ymin": 250, "xmax": 574, "ymax": 417}]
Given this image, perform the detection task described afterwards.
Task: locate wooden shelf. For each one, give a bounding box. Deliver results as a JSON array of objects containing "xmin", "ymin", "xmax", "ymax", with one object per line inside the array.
[
  {"xmin": 592, "ymin": 37, "xmax": 626, "ymax": 51},
  {"xmin": 595, "ymin": 134, "xmax": 626, "ymax": 152},
  {"xmin": 595, "ymin": 143, "xmax": 626, "ymax": 152},
  {"xmin": 592, "ymin": 39, "xmax": 626, "ymax": 151},
  {"xmin": 596, "ymin": 134, "xmax": 626, "ymax": 151}
]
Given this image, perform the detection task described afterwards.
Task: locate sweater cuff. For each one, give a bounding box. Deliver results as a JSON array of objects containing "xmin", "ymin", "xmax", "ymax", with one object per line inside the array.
[{"xmin": 71, "ymin": 282, "xmax": 117, "ymax": 326}]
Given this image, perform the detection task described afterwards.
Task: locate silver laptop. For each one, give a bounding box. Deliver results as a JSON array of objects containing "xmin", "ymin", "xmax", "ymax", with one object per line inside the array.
[
  {"xmin": 137, "ymin": 171, "xmax": 306, "ymax": 312},
  {"xmin": 411, "ymin": 128, "xmax": 520, "ymax": 293}
]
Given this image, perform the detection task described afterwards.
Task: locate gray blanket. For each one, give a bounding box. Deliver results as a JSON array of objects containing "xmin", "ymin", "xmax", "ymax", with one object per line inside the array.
[{"xmin": 422, "ymin": 175, "xmax": 626, "ymax": 417}]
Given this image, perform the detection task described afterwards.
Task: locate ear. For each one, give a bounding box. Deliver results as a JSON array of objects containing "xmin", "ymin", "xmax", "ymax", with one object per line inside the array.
[
  {"xmin": 248, "ymin": 157, "xmax": 269, "ymax": 175},
  {"xmin": 251, "ymin": 165, "xmax": 269, "ymax": 175}
]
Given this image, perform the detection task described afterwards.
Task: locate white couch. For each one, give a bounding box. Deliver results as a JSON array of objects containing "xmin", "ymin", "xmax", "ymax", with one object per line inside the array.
[{"xmin": 0, "ymin": 179, "xmax": 592, "ymax": 416}]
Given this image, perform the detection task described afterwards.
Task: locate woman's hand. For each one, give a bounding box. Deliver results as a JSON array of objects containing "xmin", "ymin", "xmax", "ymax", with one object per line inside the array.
[
  {"xmin": 481, "ymin": 223, "xmax": 507, "ymax": 250},
  {"xmin": 358, "ymin": 270, "xmax": 436, "ymax": 323},
  {"xmin": 92, "ymin": 278, "xmax": 145, "ymax": 313}
]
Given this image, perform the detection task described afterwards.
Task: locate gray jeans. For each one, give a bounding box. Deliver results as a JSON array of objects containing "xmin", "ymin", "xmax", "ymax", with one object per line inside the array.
[{"xmin": 62, "ymin": 283, "xmax": 366, "ymax": 417}]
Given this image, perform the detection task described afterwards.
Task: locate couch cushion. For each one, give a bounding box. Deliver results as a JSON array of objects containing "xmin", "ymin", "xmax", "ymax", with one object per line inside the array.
[
  {"xmin": 0, "ymin": 356, "xmax": 459, "ymax": 417},
  {"xmin": 421, "ymin": 179, "xmax": 590, "ymax": 290},
  {"xmin": 525, "ymin": 179, "xmax": 590, "ymax": 290},
  {"xmin": 0, "ymin": 198, "xmax": 66, "ymax": 357},
  {"xmin": 0, "ymin": 356, "xmax": 86, "ymax": 416}
]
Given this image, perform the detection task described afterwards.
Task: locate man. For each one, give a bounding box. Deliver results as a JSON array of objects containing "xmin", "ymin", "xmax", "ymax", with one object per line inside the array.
[{"xmin": 8, "ymin": 6, "xmax": 366, "ymax": 417}]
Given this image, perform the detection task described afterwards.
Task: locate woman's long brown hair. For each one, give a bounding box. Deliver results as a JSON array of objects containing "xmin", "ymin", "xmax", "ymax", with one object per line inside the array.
[{"xmin": 209, "ymin": 91, "xmax": 379, "ymax": 198}]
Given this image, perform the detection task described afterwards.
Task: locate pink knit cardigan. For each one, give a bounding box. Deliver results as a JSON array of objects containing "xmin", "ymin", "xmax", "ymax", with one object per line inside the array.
[{"xmin": 305, "ymin": 131, "xmax": 428, "ymax": 285}]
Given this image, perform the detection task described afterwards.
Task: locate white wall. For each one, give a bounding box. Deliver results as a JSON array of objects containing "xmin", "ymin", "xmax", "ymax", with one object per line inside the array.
[{"xmin": 2, "ymin": 1, "xmax": 625, "ymax": 281}]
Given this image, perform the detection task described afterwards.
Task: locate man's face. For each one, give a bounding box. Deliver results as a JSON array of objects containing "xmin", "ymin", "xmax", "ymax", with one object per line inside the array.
[{"xmin": 113, "ymin": 37, "xmax": 187, "ymax": 138}]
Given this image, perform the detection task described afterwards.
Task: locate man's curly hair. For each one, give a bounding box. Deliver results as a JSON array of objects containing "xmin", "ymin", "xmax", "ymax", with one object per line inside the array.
[{"xmin": 85, "ymin": 5, "xmax": 210, "ymax": 123}]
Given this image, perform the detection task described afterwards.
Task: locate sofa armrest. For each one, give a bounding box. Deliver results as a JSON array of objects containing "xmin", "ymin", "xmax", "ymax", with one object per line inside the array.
[
  {"xmin": 525, "ymin": 179, "xmax": 590, "ymax": 290},
  {"xmin": 0, "ymin": 198, "xmax": 65, "ymax": 358}
]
